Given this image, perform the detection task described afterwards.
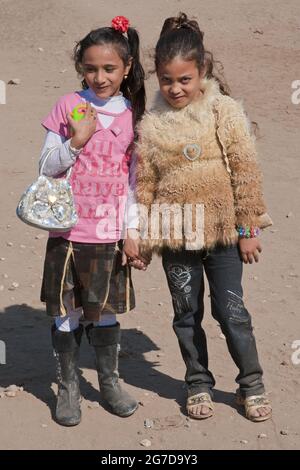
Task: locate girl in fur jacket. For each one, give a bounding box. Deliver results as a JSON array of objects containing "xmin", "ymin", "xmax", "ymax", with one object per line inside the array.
[{"xmin": 135, "ymin": 13, "xmax": 273, "ymax": 422}]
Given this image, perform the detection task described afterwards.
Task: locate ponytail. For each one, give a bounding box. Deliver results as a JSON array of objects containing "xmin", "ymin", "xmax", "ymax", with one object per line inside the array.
[{"xmin": 121, "ymin": 27, "xmax": 146, "ymax": 127}]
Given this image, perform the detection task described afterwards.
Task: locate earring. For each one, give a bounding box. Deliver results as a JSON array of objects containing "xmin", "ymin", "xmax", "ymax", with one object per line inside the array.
[{"xmin": 124, "ymin": 75, "xmax": 128, "ymax": 80}]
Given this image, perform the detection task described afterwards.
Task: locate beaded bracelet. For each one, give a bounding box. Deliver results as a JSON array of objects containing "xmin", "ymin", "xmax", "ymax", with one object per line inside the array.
[{"xmin": 237, "ymin": 225, "xmax": 260, "ymax": 238}]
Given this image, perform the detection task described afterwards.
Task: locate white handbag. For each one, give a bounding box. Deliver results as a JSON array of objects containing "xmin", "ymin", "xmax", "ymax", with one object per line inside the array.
[{"xmin": 16, "ymin": 147, "xmax": 78, "ymax": 231}]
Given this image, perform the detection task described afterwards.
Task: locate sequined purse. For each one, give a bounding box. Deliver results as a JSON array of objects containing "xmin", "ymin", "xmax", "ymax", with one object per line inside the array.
[{"xmin": 16, "ymin": 147, "xmax": 78, "ymax": 231}]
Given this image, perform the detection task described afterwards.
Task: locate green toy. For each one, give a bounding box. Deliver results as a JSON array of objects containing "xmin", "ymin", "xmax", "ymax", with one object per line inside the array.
[{"xmin": 71, "ymin": 103, "xmax": 87, "ymax": 121}]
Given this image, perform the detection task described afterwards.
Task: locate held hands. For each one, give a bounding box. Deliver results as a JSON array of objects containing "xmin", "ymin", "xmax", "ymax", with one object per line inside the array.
[
  {"xmin": 67, "ymin": 103, "xmax": 97, "ymax": 149},
  {"xmin": 122, "ymin": 229, "xmax": 152, "ymax": 271},
  {"xmin": 238, "ymin": 237, "xmax": 262, "ymax": 264}
]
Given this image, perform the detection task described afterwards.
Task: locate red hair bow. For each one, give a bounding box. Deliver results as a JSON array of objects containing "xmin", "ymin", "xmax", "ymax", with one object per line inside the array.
[{"xmin": 111, "ymin": 16, "xmax": 130, "ymax": 33}]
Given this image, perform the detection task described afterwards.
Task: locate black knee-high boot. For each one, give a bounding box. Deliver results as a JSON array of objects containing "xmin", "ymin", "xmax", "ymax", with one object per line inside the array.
[
  {"xmin": 51, "ymin": 324, "xmax": 83, "ymax": 426},
  {"xmin": 86, "ymin": 323, "xmax": 138, "ymax": 417}
]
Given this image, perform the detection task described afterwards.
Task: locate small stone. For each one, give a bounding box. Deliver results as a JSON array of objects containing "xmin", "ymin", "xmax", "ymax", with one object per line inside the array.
[
  {"xmin": 280, "ymin": 429, "xmax": 288, "ymax": 436},
  {"xmin": 30, "ymin": 284, "xmax": 36, "ymax": 288},
  {"xmin": 61, "ymin": 30, "xmax": 67, "ymax": 34},
  {"xmin": 88, "ymin": 401, "xmax": 100, "ymax": 409},
  {"xmin": 60, "ymin": 69, "xmax": 67, "ymax": 73},
  {"xmin": 0, "ymin": 285, "xmax": 4, "ymax": 291},
  {"xmin": 253, "ymin": 29, "xmax": 264, "ymax": 34},
  {"xmin": 144, "ymin": 419, "xmax": 154, "ymax": 428},
  {"xmin": 3, "ymin": 274, "xmax": 8, "ymax": 279},
  {"xmin": 8, "ymin": 282, "xmax": 19, "ymax": 291},
  {"xmin": 5, "ymin": 391, "xmax": 17, "ymax": 397},
  {"xmin": 38, "ymin": 47, "xmax": 44, "ymax": 52},
  {"xmin": 7, "ymin": 242, "xmax": 13, "ymax": 247},
  {"xmin": 0, "ymin": 257, "xmax": 5, "ymax": 261},
  {"xmin": 35, "ymin": 234, "xmax": 46, "ymax": 240},
  {"xmin": 258, "ymin": 433, "xmax": 267, "ymax": 439},
  {"xmin": 6, "ymin": 225, "xmax": 11, "ymax": 228},
  {"xmin": 8, "ymin": 78, "xmax": 21, "ymax": 85},
  {"xmin": 156, "ymin": 353, "xmax": 165, "ymax": 357},
  {"xmin": 5, "ymin": 385, "xmax": 19, "ymax": 392},
  {"xmin": 280, "ymin": 360, "xmax": 288, "ymax": 366},
  {"xmin": 138, "ymin": 401, "xmax": 145, "ymax": 407},
  {"xmin": 288, "ymin": 273, "xmax": 299, "ymax": 278},
  {"xmin": 240, "ymin": 439, "xmax": 248, "ymax": 444},
  {"xmin": 140, "ymin": 439, "xmax": 151, "ymax": 447},
  {"xmin": 286, "ymin": 212, "xmax": 294, "ymax": 218},
  {"xmin": 158, "ymin": 302, "xmax": 163, "ymax": 306},
  {"xmin": 20, "ymin": 245, "xmax": 26, "ymax": 249},
  {"xmin": 219, "ymin": 333, "xmax": 226, "ymax": 340},
  {"xmin": 41, "ymin": 424, "xmax": 48, "ymax": 428}
]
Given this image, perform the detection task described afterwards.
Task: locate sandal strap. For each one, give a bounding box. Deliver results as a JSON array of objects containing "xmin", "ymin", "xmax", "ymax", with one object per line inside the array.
[
  {"xmin": 187, "ymin": 392, "xmax": 214, "ymax": 410},
  {"xmin": 243, "ymin": 395, "xmax": 272, "ymax": 420},
  {"xmin": 244, "ymin": 394, "xmax": 271, "ymax": 407}
]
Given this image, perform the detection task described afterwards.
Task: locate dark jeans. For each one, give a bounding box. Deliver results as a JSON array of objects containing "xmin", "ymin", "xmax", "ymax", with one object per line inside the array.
[{"xmin": 162, "ymin": 244, "xmax": 265, "ymax": 398}]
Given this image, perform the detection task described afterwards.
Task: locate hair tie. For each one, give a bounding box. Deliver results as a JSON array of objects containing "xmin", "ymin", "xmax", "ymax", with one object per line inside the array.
[{"xmin": 111, "ymin": 16, "xmax": 130, "ymax": 34}]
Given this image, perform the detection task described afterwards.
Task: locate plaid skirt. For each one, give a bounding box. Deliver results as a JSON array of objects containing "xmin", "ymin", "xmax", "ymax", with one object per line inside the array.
[{"xmin": 40, "ymin": 237, "xmax": 135, "ymax": 321}]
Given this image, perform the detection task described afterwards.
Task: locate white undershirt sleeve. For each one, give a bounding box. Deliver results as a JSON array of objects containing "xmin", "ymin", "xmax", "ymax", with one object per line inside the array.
[{"xmin": 39, "ymin": 131, "xmax": 81, "ymax": 177}]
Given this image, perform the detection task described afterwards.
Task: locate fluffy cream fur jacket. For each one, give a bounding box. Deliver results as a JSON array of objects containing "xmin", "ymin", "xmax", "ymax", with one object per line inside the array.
[{"xmin": 135, "ymin": 77, "xmax": 272, "ymax": 252}]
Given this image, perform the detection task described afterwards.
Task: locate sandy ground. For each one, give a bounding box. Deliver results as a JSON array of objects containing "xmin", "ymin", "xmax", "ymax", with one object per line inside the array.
[{"xmin": 0, "ymin": 0, "xmax": 300, "ymax": 450}]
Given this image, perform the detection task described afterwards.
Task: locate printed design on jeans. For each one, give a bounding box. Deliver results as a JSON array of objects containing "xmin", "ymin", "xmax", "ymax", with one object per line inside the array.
[
  {"xmin": 167, "ymin": 264, "xmax": 192, "ymax": 314},
  {"xmin": 168, "ymin": 264, "xmax": 192, "ymax": 293},
  {"xmin": 226, "ymin": 290, "xmax": 249, "ymax": 323}
]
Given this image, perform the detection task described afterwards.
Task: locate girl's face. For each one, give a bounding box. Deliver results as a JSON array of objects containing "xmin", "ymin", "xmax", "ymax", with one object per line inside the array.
[
  {"xmin": 157, "ymin": 57, "xmax": 205, "ymax": 109},
  {"xmin": 81, "ymin": 44, "xmax": 131, "ymax": 99}
]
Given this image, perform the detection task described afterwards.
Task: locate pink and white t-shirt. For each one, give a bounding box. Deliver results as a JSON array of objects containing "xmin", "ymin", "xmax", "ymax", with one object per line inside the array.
[{"xmin": 42, "ymin": 91, "xmax": 135, "ymax": 243}]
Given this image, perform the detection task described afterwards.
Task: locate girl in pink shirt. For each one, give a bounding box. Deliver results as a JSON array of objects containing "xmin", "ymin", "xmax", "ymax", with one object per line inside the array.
[{"xmin": 40, "ymin": 16, "xmax": 146, "ymax": 426}]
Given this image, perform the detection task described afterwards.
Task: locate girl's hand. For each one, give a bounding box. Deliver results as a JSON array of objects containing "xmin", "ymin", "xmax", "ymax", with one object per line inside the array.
[
  {"xmin": 238, "ymin": 238, "xmax": 262, "ymax": 264},
  {"xmin": 129, "ymin": 258, "xmax": 148, "ymax": 271},
  {"xmin": 122, "ymin": 251, "xmax": 148, "ymax": 271},
  {"xmin": 123, "ymin": 229, "xmax": 141, "ymax": 261},
  {"xmin": 122, "ymin": 229, "xmax": 150, "ymax": 270},
  {"xmin": 128, "ymin": 249, "xmax": 152, "ymax": 271},
  {"xmin": 67, "ymin": 102, "xmax": 97, "ymax": 149}
]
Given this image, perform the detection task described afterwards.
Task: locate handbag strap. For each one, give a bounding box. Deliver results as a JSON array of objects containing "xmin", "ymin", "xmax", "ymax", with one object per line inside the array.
[{"xmin": 39, "ymin": 146, "xmax": 73, "ymax": 180}]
